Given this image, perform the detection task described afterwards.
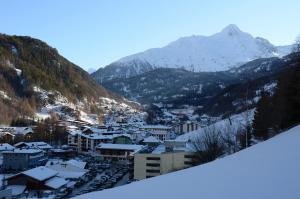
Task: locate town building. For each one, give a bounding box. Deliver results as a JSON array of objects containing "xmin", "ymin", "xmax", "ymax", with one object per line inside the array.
[
  {"xmin": 95, "ymin": 143, "xmax": 144, "ymax": 161},
  {"xmin": 134, "ymin": 140, "xmax": 196, "ymax": 180},
  {"xmin": 6, "ymin": 166, "xmax": 68, "ymax": 197},
  {"xmin": 46, "ymin": 159, "xmax": 88, "ymax": 181},
  {"xmin": 139, "ymin": 125, "xmax": 172, "ymax": 141},
  {"xmin": 67, "ymin": 130, "xmax": 113, "ymax": 152},
  {"xmin": 112, "ymin": 134, "xmax": 132, "ymax": 144},
  {"xmin": 14, "ymin": 142, "xmax": 52, "ymax": 152},
  {"xmin": 2, "ymin": 149, "xmax": 46, "ymax": 171},
  {"xmin": 174, "ymin": 121, "xmax": 200, "ymax": 134}
]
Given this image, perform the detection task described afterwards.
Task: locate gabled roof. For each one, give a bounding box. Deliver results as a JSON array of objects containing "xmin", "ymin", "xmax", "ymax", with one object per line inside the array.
[
  {"xmin": 143, "ymin": 136, "xmax": 161, "ymax": 143},
  {"xmin": 22, "ymin": 166, "xmax": 58, "ymax": 181},
  {"xmin": 0, "ymin": 143, "xmax": 15, "ymax": 151},
  {"xmin": 45, "ymin": 176, "xmax": 68, "ymax": 189}
]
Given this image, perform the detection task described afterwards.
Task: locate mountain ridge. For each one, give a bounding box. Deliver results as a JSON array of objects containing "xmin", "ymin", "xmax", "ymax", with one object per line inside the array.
[{"xmin": 92, "ymin": 24, "xmax": 292, "ymax": 82}]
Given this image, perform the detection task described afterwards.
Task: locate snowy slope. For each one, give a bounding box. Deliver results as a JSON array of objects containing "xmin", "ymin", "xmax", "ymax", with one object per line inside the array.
[
  {"xmin": 74, "ymin": 124, "xmax": 300, "ymax": 199},
  {"xmin": 176, "ymin": 109, "xmax": 255, "ymax": 142}
]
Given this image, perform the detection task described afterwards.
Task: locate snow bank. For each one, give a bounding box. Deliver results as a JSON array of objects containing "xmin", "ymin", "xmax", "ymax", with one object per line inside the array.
[{"xmin": 74, "ymin": 124, "xmax": 300, "ymax": 199}]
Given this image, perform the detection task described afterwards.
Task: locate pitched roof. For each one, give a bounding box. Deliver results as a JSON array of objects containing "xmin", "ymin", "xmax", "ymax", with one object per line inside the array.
[
  {"xmin": 45, "ymin": 176, "xmax": 68, "ymax": 189},
  {"xmin": 22, "ymin": 166, "xmax": 58, "ymax": 181}
]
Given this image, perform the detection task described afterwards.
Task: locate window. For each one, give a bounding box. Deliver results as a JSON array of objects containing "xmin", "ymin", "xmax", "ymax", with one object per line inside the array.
[
  {"xmin": 184, "ymin": 155, "xmax": 196, "ymax": 159},
  {"xmin": 146, "ymin": 157, "xmax": 160, "ymax": 161},
  {"xmin": 146, "ymin": 169, "xmax": 160, "ymax": 173},
  {"xmin": 184, "ymin": 161, "xmax": 194, "ymax": 165},
  {"xmin": 146, "ymin": 163, "xmax": 160, "ymax": 167}
]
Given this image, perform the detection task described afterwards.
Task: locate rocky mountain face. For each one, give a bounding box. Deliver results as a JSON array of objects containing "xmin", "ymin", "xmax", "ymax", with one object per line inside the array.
[
  {"xmin": 91, "ymin": 24, "xmax": 292, "ymax": 82},
  {"xmin": 100, "ymin": 55, "xmax": 295, "ymax": 117},
  {"xmin": 0, "ymin": 34, "xmax": 134, "ymax": 124}
]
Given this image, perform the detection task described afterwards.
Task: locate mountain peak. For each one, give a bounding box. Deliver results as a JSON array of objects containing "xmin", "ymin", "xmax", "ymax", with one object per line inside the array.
[{"xmin": 221, "ymin": 24, "xmax": 242, "ymax": 36}]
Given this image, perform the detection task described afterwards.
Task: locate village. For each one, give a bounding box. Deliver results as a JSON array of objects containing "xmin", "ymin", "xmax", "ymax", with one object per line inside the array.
[{"xmin": 0, "ymin": 108, "xmax": 204, "ymax": 199}]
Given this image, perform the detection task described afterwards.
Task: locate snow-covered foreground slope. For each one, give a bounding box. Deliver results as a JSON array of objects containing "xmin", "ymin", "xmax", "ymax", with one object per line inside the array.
[{"xmin": 74, "ymin": 124, "xmax": 300, "ymax": 199}]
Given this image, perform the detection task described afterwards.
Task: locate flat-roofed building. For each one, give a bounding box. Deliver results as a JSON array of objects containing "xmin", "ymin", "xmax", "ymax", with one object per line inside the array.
[
  {"xmin": 134, "ymin": 141, "xmax": 196, "ymax": 180},
  {"xmin": 96, "ymin": 143, "xmax": 145, "ymax": 161}
]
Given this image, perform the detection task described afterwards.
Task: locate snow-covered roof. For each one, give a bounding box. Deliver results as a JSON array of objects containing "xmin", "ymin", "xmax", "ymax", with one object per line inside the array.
[
  {"xmin": 0, "ymin": 143, "xmax": 15, "ymax": 151},
  {"xmin": 6, "ymin": 185, "xmax": 26, "ymax": 196},
  {"xmin": 2, "ymin": 148, "xmax": 42, "ymax": 154},
  {"xmin": 0, "ymin": 127, "xmax": 33, "ymax": 135},
  {"xmin": 74, "ymin": 124, "xmax": 300, "ymax": 199},
  {"xmin": 97, "ymin": 143, "xmax": 144, "ymax": 152},
  {"xmin": 112, "ymin": 133, "xmax": 132, "ymax": 139},
  {"xmin": 22, "ymin": 166, "xmax": 58, "ymax": 181},
  {"xmin": 57, "ymin": 171, "xmax": 86, "ymax": 179},
  {"xmin": 14, "ymin": 141, "xmax": 52, "ymax": 150},
  {"xmin": 80, "ymin": 133, "xmax": 113, "ymax": 140},
  {"xmin": 140, "ymin": 125, "xmax": 172, "ymax": 130},
  {"xmin": 66, "ymin": 159, "xmax": 86, "ymax": 169},
  {"xmin": 45, "ymin": 176, "xmax": 68, "ymax": 189},
  {"xmin": 143, "ymin": 136, "xmax": 161, "ymax": 143}
]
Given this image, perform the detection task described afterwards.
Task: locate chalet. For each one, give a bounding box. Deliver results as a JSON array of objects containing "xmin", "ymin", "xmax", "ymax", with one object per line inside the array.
[
  {"xmin": 46, "ymin": 159, "xmax": 88, "ymax": 181},
  {"xmin": 7, "ymin": 166, "xmax": 68, "ymax": 194},
  {"xmin": 112, "ymin": 134, "xmax": 132, "ymax": 144},
  {"xmin": 14, "ymin": 142, "xmax": 52, "ymax": 152}
]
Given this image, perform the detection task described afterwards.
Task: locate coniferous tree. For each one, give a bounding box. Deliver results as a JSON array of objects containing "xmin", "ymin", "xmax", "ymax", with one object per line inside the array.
[{"xmin": 253, "ymin": 91, "xmax": 273, "ymax": 140}]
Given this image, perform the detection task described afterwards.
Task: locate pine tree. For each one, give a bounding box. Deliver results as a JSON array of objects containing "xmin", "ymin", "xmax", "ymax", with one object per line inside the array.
[{"xmin": 253, "ymin": 91, "xmax": 272, "ymax": 140}]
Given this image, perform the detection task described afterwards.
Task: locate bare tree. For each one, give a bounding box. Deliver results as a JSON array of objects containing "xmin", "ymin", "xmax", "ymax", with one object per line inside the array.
[
  {"xmin": 221, "ymin": 120, "xmax": 239, "ymax": 154},
  {"xmin": 192, "ymin": 125, "xmax": 225, "ymax": 165}
]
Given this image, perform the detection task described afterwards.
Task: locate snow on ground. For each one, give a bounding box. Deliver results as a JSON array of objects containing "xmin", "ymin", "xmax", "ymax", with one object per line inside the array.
[
  {"xmin": 74, "ymin": 124, "xmax": 300, "ymax": 199},
  {"xmin": 176, "ymin": 109, "xmax": 255, "ymax": 141}
]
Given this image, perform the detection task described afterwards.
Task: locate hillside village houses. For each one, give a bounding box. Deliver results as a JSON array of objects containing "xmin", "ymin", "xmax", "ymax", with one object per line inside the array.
[{"xmin": 0, "ymin": 110, "xmax": 202, "ymax": 198}]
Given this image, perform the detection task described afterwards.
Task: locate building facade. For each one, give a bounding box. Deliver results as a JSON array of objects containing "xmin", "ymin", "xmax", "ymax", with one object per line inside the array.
[{"xmin": 2, "ymin": 149, "xmax": 46, "ymax": 171}]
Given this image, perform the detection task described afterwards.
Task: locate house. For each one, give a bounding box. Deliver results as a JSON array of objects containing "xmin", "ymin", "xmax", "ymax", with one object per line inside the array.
[
  {"xmin": 6, "ymin": 166, "xmax": 68, "ymax": 196},
  {"xmin": 134, "ymin": 141, "xmax": 196, "ymax": 180},
  {"xmin": 112, "ymin": 134, "xmax": 132, "ymax": 144},
  {"xmin": 14, "ymin": 142, "xmax": 52, "ymax": 152},
  {"xmin": 46, "ymin": 159, "xmax": 88, "ymax": 181},
  {"xmin": 2, "ymin": 149, "xmax": 46, "ymax": 171},
  {"xmin": 95, "ymin": 143, "xmax": 145, "ymax": 161},
  {"xmin": 0, "ymin": 132, "xmax": 15, "ymax": 143},
  {"xmin": 0, "ymin": 127, "xmax": 33, "ymax": 135},
  {"xmin": 174, "ymin": 121, "xmax": 200, "ymax": 134},
  {"xmin": 139, "ymin": 125, "xmax": 172, "ymax": 141}
]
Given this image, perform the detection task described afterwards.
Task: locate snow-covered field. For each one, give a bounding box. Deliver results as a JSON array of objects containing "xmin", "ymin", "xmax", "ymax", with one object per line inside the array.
[{"xmin": 74, "ymin": 124, "xmax": 300, "ymax": 199}]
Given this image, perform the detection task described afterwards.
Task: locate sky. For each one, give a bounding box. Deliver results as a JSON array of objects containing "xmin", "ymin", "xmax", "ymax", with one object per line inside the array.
[{"xmin": 1, "ymin": 0, "xmax": 300, "ymax": 71}]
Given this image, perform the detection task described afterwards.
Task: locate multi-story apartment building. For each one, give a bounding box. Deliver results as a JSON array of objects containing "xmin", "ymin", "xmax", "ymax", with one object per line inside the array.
[
  {"xmin": 139, "ymin": 125, "xmax": 172, "ymax": 141},
  {"xmin": 67, "ymin": 131, "xmax": 113, "ymax": 152},
  {"xmin": 2, "ymin": 149, "xmax": 46, "ymax": 171},
  {"xmin": 134, "ymin": 140, "xmax": 196, "ymax": 180},
  {"xmin": 174, "ymin": 121, "xmax": 200, "ymax": 135}
]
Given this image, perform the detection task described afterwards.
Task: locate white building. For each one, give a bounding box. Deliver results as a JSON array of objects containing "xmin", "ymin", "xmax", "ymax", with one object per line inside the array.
[{"xmin": 139, "ymin": 125, "xmax": 172, "ymax": 141}]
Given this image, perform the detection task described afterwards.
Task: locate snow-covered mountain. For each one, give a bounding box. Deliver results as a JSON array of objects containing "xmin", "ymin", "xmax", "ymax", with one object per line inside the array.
[
  {"xmin": 92, "ymin": 24, "xmax": 292, "ymax": 82},
  {"xmin": 75, "ymin": 124, "xmax": 300, "ymax": 199}
]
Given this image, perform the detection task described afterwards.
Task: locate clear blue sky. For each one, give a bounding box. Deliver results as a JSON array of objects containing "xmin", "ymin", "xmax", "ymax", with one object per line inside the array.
[{"xmin": 1, "ymin": 0, "xmax": 299, "ymax": 71}]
